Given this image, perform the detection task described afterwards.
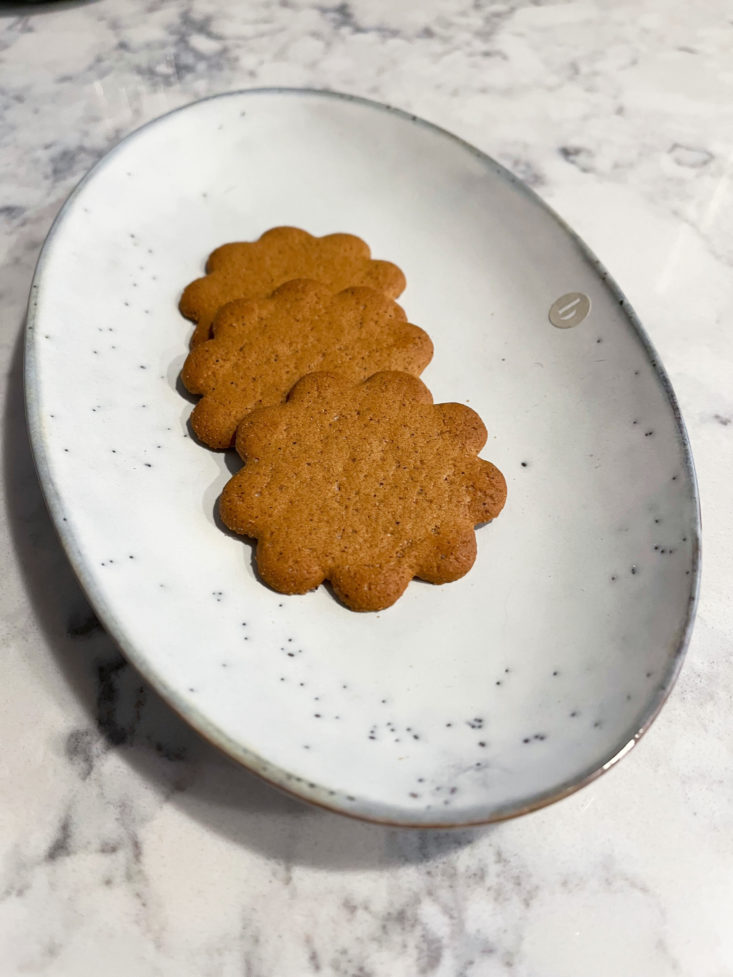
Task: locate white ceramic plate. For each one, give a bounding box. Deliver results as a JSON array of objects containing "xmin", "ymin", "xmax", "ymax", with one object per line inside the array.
[{"xmin": 26, "ymin": 90, "xmax": 700, "ymax": 826}]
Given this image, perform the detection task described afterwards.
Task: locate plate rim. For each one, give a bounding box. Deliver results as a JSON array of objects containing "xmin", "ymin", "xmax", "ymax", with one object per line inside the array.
[{"xmin": 23, "ymin": 86, "xmax": 702, "ymax": 828}]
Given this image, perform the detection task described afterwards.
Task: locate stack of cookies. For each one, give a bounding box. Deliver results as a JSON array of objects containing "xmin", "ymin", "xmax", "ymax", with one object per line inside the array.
[{"xmin": 179, "ymin": 227, "xmax": 506, "ymax": 612}]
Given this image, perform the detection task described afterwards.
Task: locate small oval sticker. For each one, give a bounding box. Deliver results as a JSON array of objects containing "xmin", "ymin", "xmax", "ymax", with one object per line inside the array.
[{"xmin": 549, "ymin": 292, "xmax": 591, "ymax": 329}]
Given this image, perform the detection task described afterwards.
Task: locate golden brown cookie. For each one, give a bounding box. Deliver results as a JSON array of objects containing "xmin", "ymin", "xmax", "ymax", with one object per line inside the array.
[
  {"xmin": 180, "ymin": 226, "xmax": 406, "ymax": 346},
  {"xmin": 180, "ymin": 279, "xmax": 433, "ymax": 450},
  {"xmin": 219, "ymin": 371, "xmax": 507, "ymax": 612}
]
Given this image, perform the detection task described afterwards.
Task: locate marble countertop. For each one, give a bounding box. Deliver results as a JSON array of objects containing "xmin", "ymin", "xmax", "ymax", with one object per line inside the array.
[{"xmin": 1, "ymin": 1, "xmax": 731, "ymax": 974}]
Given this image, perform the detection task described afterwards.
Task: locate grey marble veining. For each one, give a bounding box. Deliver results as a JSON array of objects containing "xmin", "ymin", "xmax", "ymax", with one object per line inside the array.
[{"xmin": 1, "ymin": 1, "xmax": 732, "ymax": 974}]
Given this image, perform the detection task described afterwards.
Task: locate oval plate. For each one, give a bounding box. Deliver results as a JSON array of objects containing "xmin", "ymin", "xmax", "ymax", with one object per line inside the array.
[{"xmin": 25, "ymin": 89, "xmax": 700, "ymax": 826}]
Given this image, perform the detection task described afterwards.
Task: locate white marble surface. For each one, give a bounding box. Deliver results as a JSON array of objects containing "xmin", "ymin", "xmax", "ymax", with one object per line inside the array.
[{"xmin": 1, "ymin": 0, "xmax": 731, "ymax": 973}]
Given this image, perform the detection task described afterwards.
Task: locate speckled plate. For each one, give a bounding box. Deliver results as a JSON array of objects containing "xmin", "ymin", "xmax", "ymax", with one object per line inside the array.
[{"xmin": 25, "ymin": 89, "xmax": 700, "ymax": 827}]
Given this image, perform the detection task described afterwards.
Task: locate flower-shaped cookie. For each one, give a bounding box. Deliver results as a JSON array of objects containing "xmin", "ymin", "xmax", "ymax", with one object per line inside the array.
[
  {"xmin": 180, "ymin": 226, "xmax": 406, "ymax": 346},
  {"xmin": 181, "ymin": 279, "xmax": 433, "ymax": 450},
  {"xmin": 219, "ymin": 372, "xmax": 507, "ymax": 612}
]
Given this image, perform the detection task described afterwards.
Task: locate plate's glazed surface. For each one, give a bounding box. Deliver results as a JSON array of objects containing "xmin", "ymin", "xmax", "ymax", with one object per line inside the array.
[{"xmin": 25, "ymin": 89, "xmax": 700, "ymax": 826}]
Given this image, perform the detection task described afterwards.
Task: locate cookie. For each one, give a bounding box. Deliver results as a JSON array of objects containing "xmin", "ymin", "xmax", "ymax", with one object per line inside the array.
[
  {"xmin": 219, "ymin": 371, "xmax": 507, "ymax": 612},
  {"xmin": 180, "ymin": 279, "xmax": 433, "ymax": 450},
  {"xmin": 180, "ymin": 226, "xmax": 406, "ymax": 346}
]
